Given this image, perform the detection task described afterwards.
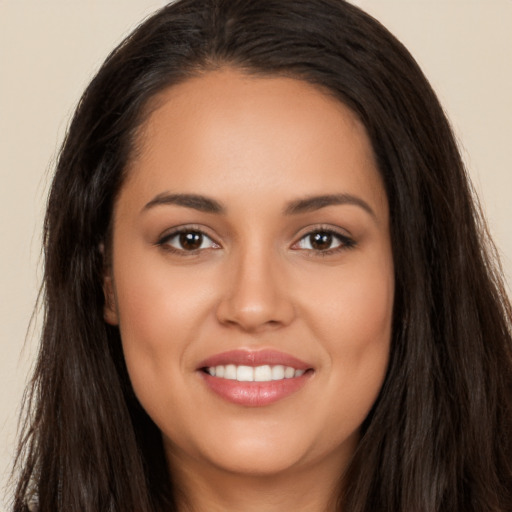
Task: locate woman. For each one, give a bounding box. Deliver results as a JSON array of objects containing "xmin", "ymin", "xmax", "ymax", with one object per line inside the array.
[{"xmin": 12, "ymin": 0, "xmax": 512, "ymax": 511}]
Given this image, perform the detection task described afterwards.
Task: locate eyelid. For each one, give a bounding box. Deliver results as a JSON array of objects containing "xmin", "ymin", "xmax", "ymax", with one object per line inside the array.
[
  {"xmin": 290, "ymin": 225, "xmax": 356, "ymax": 253},
  {"xmin": 156, "ymin": 225, "xmax": 221, "ymax": 253},
  {"xmin": 154, "ymin": 223, "xmax": 355, "ymax": 256}
]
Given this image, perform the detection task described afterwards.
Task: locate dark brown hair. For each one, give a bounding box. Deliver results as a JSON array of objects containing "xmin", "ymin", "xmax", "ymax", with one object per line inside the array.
[{"xmin": 13, "ymin": 1, "xmax": 512, "ymax": 510}]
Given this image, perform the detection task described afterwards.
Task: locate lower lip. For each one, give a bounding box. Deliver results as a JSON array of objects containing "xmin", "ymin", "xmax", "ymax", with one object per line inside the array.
[{"xmin": 200, "ymin": 371, "xmax": 312, "ymax": 407}]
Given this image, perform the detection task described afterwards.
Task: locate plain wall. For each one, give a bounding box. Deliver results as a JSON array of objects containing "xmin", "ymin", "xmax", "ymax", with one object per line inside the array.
[{"xmin": 1, "ymin": 0, "xmax": 511, "ymax": 508}]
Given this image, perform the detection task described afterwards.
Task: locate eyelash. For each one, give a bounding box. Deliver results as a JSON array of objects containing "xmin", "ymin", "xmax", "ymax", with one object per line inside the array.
[
  {"xmin": 292, "ymin": 227, "xmax": 356, "ymax": 255},
  {"xmin": 156, "ymin": 226, "xmax": 356, "ymax": 256},
  {"xmin": 156, "ymin": 226, "xmax": 219, "ymax": 255}
]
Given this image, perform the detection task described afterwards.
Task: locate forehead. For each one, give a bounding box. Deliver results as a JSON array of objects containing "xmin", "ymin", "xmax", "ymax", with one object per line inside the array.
[{"xmin": 121, "ymin": 68, "xmax": 387, "ymax": 222}]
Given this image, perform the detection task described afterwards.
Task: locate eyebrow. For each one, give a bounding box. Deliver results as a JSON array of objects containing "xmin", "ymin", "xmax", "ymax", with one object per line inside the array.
[
  {"xmin": 142, "ymin": 192, "xmax": 375, "ymax": 218},
  {"xmin": 142, "ymin": 193, "xmax": 225, "ymax": 214},
  {"xmin": 284, "ymin": 194, "xmax": 376, "ymax": 218}
]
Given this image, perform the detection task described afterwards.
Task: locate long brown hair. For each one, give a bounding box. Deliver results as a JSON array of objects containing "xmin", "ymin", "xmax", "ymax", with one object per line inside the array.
[{"xmin": 13, "ymin": 1, "xmax": 512, "ymax": 510}]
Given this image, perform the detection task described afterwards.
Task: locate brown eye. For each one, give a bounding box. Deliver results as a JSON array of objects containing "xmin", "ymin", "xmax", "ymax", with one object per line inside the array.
[
  {"xmin": 159, "ymin": 229, "xmax": 219, "ymax": 252},
  {"xmin": 179, "ymin": 232, "xmax": 203, "ymax": 250},
  {"xmin": 294, "ymin": 229, "xmax": 354, "ymax": 253},
  {"xmin": 309, "ymin": 232, "xmax": 334, "ymax": 250}
]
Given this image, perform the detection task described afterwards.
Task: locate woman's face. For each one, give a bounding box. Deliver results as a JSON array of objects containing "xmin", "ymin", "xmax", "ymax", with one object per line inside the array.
[{"xmin": 105, "ymin": 69, "xmax": 394, "ymax": 483}]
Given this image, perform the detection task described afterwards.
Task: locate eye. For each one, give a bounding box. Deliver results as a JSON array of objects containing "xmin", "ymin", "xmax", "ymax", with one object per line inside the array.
[
  {"xmin": 293, "ymin": 229, "xmax": 355, "ymax": 253},
  {"xmin": 158, "ymin": 229, "xmax": 219, "ymax": 252}
]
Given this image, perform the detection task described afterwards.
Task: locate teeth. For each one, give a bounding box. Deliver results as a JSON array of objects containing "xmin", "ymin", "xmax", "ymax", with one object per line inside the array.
[
  {"xmin": 236, "ymin": 365, "xmax": 254, "ymax": 381},
  {"xmin": 225, "ymin": 364, "xmax": 237, "ymax": 380},
  {"xmin": 254, "ymin": 365, "xmax": 272, "ymax": 381},
  {"xmin": 205, "ymin": 364, "xmax": 306, "ymax": 382},
  {"xmin": 284, "ymin": 366, "xmax": 295, "ymax": 378},
  {"xmin": 272, "ymin": 365, "xmax": 285, "ymax": 380}
]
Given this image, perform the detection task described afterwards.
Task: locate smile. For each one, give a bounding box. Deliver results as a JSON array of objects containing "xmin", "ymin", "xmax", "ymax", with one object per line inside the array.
[
  {"xmin": 198, "ymin": 349, "xmax": 314, "ymax": 406},
  {"xmin": 204, "ymin": 364, "xmax": 306, "ymax": 381}
]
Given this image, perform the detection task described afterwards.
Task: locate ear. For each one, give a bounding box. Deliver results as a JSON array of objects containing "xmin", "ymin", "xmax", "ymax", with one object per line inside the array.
[
  {"xmin": 103, "ymin": 274, "xmax": 119, "ymax": 325},
  {"xmin": 100, "ymin": 243, "xmax": 119, "ymax": 325}
]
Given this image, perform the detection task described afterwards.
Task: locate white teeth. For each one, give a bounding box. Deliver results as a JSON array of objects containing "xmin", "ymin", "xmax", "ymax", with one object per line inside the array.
[
  {"xmin": 254, "ymin": 365, "xmax": 272, "ymax": 381},
  {"xmin": 236, "ymin": 365, "xmax": 254, "ymax": 381},
  {"xmin": 224, "ymin": 364, "xmax": 237, "ymax": 380},
  {"xmin": 272, "ymin": 365, "xmax": 285, "ymax": 380},
  {"xmin": 284, "ymin": 366, "xmax": 295, "ymax": 378},
  {"xmin": 206, "ymin": 364, "xmax": 307, "ymax": 382}
]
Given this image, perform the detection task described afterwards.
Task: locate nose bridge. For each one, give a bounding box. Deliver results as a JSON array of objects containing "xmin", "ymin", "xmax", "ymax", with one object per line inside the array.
[{"xmin": 216, "ymin": 237, "xmax": 294, "ymax": 331}]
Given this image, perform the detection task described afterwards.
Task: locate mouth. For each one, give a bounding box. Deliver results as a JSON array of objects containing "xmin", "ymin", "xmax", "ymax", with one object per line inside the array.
[
  {"xmin": 201, "ymin": 364, "xmax": 306, "ymax": 381},
  {"xmin": 197, "ymin": 349, "xmax": 314, "ymax": 406}
]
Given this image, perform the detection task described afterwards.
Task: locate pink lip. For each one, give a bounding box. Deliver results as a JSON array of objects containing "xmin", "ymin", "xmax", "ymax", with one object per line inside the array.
[
  {"xmin": 197, "ymin": 349, "xmax": 314, "ymax": 407},
  {"xmin": 200, "ymin": 373, "xmax": 311, "ymax": 406},
  {"xmin": 197, "ymin": 349, "xmax": 311, "ymax": 370}
]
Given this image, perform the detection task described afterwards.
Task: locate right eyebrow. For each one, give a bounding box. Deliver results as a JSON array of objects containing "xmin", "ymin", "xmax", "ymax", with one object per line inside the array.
[
  {"xmin": 141, "ymin": 193, "xmax": 225, "ymax": 214},
  {"xmin": 283, "ymin": 193, "xmax": 376, "ymax": 219}
]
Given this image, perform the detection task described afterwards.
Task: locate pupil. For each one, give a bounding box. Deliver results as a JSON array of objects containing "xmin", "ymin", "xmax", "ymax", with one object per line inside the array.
[
  {"xmin": 311, "ymin": 232, "xmax": 332, "ymax": 250},
  {"xmin": 180, "ymin": 232, "xmax": 202, "ymax": 250}
]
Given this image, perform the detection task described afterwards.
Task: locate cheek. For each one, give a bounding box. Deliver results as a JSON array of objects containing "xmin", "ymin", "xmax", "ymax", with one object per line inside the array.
[
  {"xmin": 297, "ymin": 250, "xmax": 394, "ymax": 418},
  {"xmin": 115, "ymin": 254, "xmax": 216, "ymax": 342},
  {"xmin": 301, "ymin": 250, "xmax": 393, "ymax": 348},
  {"xmin": 112, "ymin": 257, "xmax": 217, "ymax": 411}
]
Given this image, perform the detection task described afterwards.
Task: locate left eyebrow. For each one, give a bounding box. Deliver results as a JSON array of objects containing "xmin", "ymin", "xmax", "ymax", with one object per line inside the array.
[
  {"xmin": 142, "ymin": 193, "xmax": 225, "ymax": 214},
  {"xmin": 283, "ymin": 194, "xmax": 376, "ymax": 218}
]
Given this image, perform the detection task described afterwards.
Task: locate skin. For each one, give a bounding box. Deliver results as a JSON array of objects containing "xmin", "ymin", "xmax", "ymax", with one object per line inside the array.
[{"xmin": 104, "ymin": 68, "xmax": 394, "ymax": 512}]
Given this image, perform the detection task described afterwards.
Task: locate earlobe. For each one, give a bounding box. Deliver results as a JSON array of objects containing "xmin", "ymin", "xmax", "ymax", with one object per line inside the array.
[{"xmin": 103, "ymin": 274, "xmax": 119, "ymax": 325}]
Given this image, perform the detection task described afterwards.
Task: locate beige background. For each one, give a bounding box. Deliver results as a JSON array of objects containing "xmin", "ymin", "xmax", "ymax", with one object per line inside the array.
[{"xmin": 1, "ymin": 0, "xmax": 511, "ymax": 507}]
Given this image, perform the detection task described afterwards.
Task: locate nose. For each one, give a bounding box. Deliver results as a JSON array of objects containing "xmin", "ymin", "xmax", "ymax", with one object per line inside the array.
[{"xmin": 215, "ymin": 245, "xmax": 296, "ymax": 332}]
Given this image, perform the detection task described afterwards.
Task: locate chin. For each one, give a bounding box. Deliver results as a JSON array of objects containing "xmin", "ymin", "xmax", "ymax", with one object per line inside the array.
[
  {"xmin": 165, "ymin": 420, "xmax": 357, "ymax": 480},
  {"xmin": 209, "ymin": 440, "xmax": 307, "ymax": 476}
]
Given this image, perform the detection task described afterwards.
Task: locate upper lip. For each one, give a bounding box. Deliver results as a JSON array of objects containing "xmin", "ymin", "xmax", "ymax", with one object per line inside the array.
[{"xmin": 197, "ymin": 349, "xmax": 312, "ymax": 370}]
